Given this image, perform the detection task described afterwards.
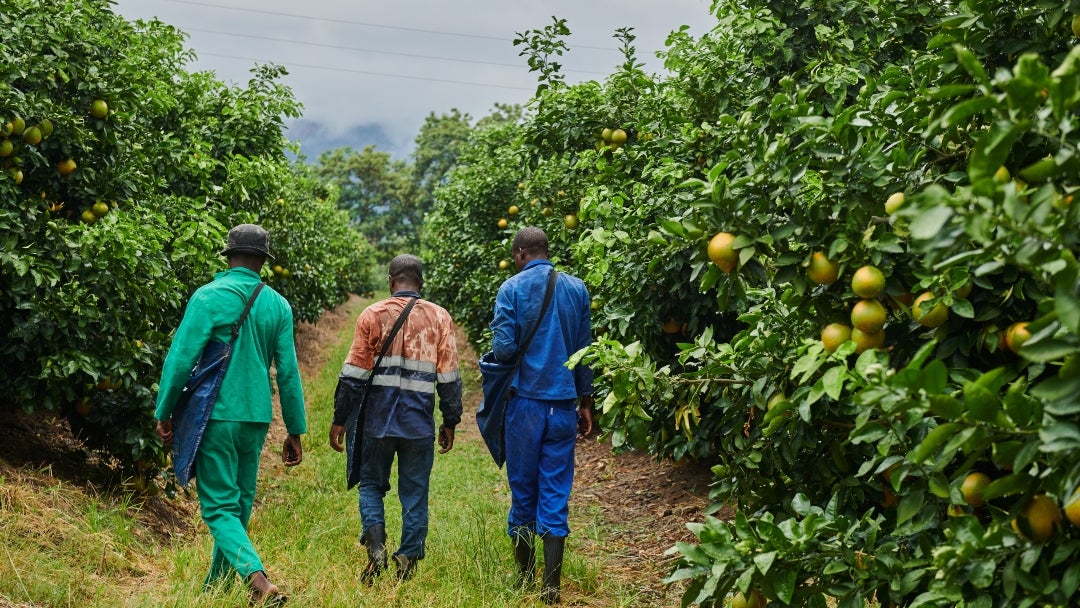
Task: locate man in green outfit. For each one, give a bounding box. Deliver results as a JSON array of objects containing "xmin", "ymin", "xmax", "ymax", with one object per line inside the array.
[{"xmin": 155, "ymin": 224, "xmax": 306, "ymax": 604}]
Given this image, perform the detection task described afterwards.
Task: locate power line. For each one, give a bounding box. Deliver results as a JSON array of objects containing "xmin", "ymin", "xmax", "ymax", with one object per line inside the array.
[
  {"xmin": 199, "ymin": 51, "xmax": 537, "ymax": 92},
  {"xmin": 162, "ymin": 0, "xmax": 620, "ymax": 51},
  {"xmin": 184, "ymin": 26, "xmax": 609, "ymax": 76}
]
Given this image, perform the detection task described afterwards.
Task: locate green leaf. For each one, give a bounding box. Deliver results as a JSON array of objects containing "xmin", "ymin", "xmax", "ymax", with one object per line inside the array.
[
  {"xmin": 753, "ymin": 551, "xmax": 777, "ymax": 575},
  {"xmin": 1020, "ymin": 338, "xmax": 1079, "ymax": 363},
  {"xmin": 969, "ymin": 120, "xmax": 1029, "ymax": 184},
  {"xmin": 929, "ymin": 394, "xmax": 964, "ymax": 420},
  {"xmin": 964, "ymin": 382, "xmax": 1001, "ymax": 422},
  {"xmin": 953, "ymin": 45, "xmax": 991, "ymax": 87},
  {"xmin": 822, "ymin": 365, "xmax": 846, "ymax": 400},
  {"xmin": 910, "ymin": 206, "xmax": 954, "ymax": 240},
  {"xmin": 983, "ymin": 473, "xmax": 1032, "ymax": 501},
  {"xmin": 1039, "ymin": 422, "xmax": 1080, "ymax": 453},
  {"xmin": 910, "ymin": 422, "xmax": 963, "ymax": 463}
]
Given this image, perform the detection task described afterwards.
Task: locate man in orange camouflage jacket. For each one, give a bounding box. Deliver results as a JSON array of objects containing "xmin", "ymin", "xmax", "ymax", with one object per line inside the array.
[{"xmin": 328, "ymin": 254, "xmax": 462, "ymax": 583}]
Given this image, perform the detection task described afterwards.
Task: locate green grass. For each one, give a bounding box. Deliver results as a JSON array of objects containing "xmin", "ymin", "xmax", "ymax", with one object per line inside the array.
[{"xmin": 1, "ymin": 294, "xmax": 653, "ymax": 607}]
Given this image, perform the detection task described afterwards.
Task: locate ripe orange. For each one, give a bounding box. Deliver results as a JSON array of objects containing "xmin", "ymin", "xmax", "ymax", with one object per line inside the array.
[
  {"xmin": 0, "ymin": 139, "xmax": 11, "ymax": 157},
  {"xmin": 807, "ymin": 251, "xmax": 839, "ymax": 285},
  {"xmin": 57, "ymin": 158, "xmax": 76, "ymax": 175},
  {"xmin": 8, "ymin": 168, "xmax": 22, "ymax": 185},
  {"xmin": 90, "ymin": 99, "xmax": 109, "ymax": 119},
  {"xmin": 851, "ymin": 265, "xmax": 885, "ymax": 298},
  {"xmin": 707, "ymin": 232, "xmax": 738, "ymax": 273},
  {"xmin": 610, "ymin": 128, "xmax": 628, "ymax": 144},
  {"xmin": 1065, "ymin": 488, "xmax": 1080, "ymax": 527},
  {"xmin": 850, "ymin": 298, "xmax": 887, "ymax": 333},
  {"xmin": 10, "ymin": 116, "xmax": 24, "ymax": 136},
  {"xmin": 92, "ymin": 201, "xmax": 109, "ymax": 217},
  {"xmin": 81, "ymin": 209, "xmax": 97, "ymax": 224},
  {"xmin": 39, "ymin": 118, "xmax": 53, "ymax": 137},
  {"xmin": 885, "ymin": 192, "xmax": 905, "ymax": 214},
  {"xmin": 74, "ymin": 398, "xmax": 92, "ymax": 417},
  {"xmin": 1012, "ymin": 495, "xmax": 1062, "ymax": 543},
  {"xmin": 1005, "ymin": 322, "xmax": 1031, "ymax": 353},
  {"xmin": 601, "ymin": 128, "xmax": 613, "ymax": 142},
  {"xmin": 542, "ymin": 206, "xmax": 553, "ymax": 217},
  {"xmin": 955, "ymin": 281, "xmax": 973, "ymax": 299},
  {"xmin": 498, "ymin": 260, "xmax": 510, "ymax": 270},
  {"xmin": 821, "ymin": 323, "xmax": 852, "ymax": 353},
  {"xmin": 661, "ymin": 317, "xmax": 681, "ymax": 334},
  {"xmin": 508, "ymin": 205, "xmax": 520, "ymax": 216},
  {"xmin": 564, "ymin": 214, "xmax": 579, "ymax": 230},
  {"xmin": 961, "ymin": 472, "xmax": 991, "ymax": 507},
  {"xmin": 912, "ymin": 292, "xmax": 948, "ymax": 328},
  {"xmin": 272, "ymin": 265, "xmax": 284, "ymax": 276},
  {"xmin": 497, "ymin": 218, "xmax": 508, "ymax": 230},
  {"xmin": 851, "ymin": 327, "xmax": 885, "ymax": 353}
]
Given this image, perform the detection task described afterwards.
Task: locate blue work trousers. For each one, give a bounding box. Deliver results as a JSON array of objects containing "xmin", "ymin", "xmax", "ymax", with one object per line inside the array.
[
  {"xmin": 357, "ymin": 434, "xmax": 435, "ymax": 559},
  {"xmin": 505, "ymin": 395, "xmax": 577, "ymax": 538}
]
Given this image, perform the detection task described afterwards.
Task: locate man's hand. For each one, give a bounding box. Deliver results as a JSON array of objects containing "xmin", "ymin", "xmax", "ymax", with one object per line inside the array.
[
  {"xmin": 155, "ymin": 419, "xmax": 173, "ymax": 446},
  {"xmin": 438, "ymin": 425, "xmax": 455, "ymax": 454},
  {"xmin": 577, "ymin": 395, "xmax": 596, "ymax": 438},
  {"xmin": 282, "ymin": 434, "xmax": 303, "ymax": 466},
  {"xmin": 328, "ymin": 424, "xmax": 346, "ymax": 453}
]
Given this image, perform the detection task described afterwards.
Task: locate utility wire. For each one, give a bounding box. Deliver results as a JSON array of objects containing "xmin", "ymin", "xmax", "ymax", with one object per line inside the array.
[
  {"xmin": 200, "ymin": 51, "xmax": 537, "ymax": 92},
  {"xmin": 162, "ymin": 0, "xmax": 620, "ymax": 51},
  {"xmin": 184, "ymin": 26, "xmax": 609, "ymax": 76}
]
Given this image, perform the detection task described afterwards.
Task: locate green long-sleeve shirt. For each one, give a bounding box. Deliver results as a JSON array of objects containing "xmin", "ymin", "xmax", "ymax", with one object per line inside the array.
[{"xmin": 154, "ymin": 266, "xmax": 307, "ymax": 435}]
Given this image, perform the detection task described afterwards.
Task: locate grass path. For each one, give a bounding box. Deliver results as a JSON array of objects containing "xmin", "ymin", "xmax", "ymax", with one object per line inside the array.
[{"xmin": 110, "ymin": 293, "xmax": 645, "ymax": 607}]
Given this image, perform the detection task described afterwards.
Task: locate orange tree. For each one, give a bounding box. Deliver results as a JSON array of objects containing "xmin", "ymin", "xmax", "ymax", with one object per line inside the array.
[
  {"xmin": 0, "ymin": 0, "xmax": 372, "ymax": 477},
  {"xmin": 422, "ymin": 0, "xmax": 1080, "ymax": 605}
]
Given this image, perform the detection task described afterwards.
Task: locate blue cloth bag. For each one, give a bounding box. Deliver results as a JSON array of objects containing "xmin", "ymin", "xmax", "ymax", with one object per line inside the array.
[
  {"xmin": 476, "ymin": 351, "xmax": 517, "ymax": 468},
  {"xmin": 172, "ymin": 340, "xmax": 231, "ymax": 487}
]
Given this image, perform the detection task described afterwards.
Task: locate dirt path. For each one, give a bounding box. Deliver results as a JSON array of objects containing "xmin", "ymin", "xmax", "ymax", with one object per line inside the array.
[{"xmin": 289, "ymin": 294, "xmax": 718, "ymax": 605}]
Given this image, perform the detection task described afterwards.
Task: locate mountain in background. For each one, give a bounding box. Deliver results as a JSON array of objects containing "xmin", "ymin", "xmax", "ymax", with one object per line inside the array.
[{"xmin": 286, "ymin": 119, "xmax": 411, "ymax": 162}]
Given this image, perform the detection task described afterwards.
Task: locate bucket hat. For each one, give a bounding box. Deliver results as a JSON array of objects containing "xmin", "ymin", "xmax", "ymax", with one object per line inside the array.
[{"xmin": 221, "ymin": 223, "xmax": 274, "ymax": 259}]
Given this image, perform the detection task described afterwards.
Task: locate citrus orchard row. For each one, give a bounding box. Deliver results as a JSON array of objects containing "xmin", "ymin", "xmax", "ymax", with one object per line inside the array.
[
  {"xmin": 0, "ymin": 1, "xmax": 374, "ymax": 478},
  {"xmin": 423, "ymin": 2, "xmax": 1080, "ymax": 606}
]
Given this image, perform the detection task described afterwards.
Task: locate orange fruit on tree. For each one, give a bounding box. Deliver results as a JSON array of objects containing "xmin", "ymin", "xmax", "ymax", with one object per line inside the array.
[
  {"xmin": 39, "ymin": 118, "xmax": 53, "ymax": 137},
  {"xmin": 22, "ymin": 126, "xmax": 42, "ymax": 145},
  {"xmin": 92, "ymin": 201, "xmax": 109, "ymax": 217},
  {"xmin": 81, "ymin": 209, "xmax": 96, "ymax": 224},
  {"xmin": 767, "ymin": 392, "xmax": 788, "ymax": 410},
  {"xmin": 497, "ymin": 218, "xmax": 508, "ymax": 230},
  {"xmin": 10, "ymin": 116, "xmax": 25, "ymax": 136},
  {"xmin": 994, "ymin": 165, "xmax": 1011, "ymax": 184},
  {"xmin": 885, "ymin": 192, "xmax": 905, "ymax": 214},
  {"xmin": 730, "ymin": 590, "xmax": 765, "ymax": 608},
  {"xmin": 542, "ymin": 206, "xmax": 553, "ymax": 217},
  {"xmin": 498, "ymin": 260, "xmax": 510, "ymax": 270},
  {"xmin": 564, "ymin": 214, "xmax": 579, "ymax": 230},
  {"xmin": 961, "ymin": 472, "xmax": 991, "ymax": 507},
  {"xmin": 610, "ymin": 128, "xmax": 628, "ymax": 144},
  {"xmin": 1012, "ymin": 495, "xmax": 1062, "ymax": 543},
  {"xmin": 508, "ymin": 205, "xmax": 519, "ymax": 216},
  {"xmin": 851, "ymin": 298, "xmax": 887, "ymax": 333},
  {"xmin": 707, "ymin": 232, "xmax": 738, "ymax": 273},
  {"xmin": 57, "ymin": 158, "xmax": 76, "ymax": 175},
  {"xmin": 912, "ymin": 292, "xmax": 948, "ymax": 328},
  {"xmin": 807, "ymin": 251, "xmax": 839, "ymax": 285},
  {"xmin": 851, "ymin": 265, "xmax": 885, "ymax": 298},
  {"xmin": 661, "ymin": 317, "xmax": 681, "ymax": 334},
  {"xmin": 851, "ymin": 327, "xmax": 885, "ymax": 353},
  {"xmin": 74, "ymin": 398, "xmax": 92, "ymax": 417},
  {"xmin": 956, "ymin": 281, "xmax": 973, "ymax": 299},
  {"xmin": 8, "ymin": 168, "xmax": 23, "ymax": 184},
  {"xmin": 1064, "ymin": 488, "xmax": 1080, "ymax": 527},
  {"xmin": 1005, "ymin": 322, "xmax": 1031, "ymax": 353},
  {"xmin": 90, "ymin": 99, "xmax": 109, "ymax": 119},
  {"xmin": 0, "ymin": 139, "xmax": 11, "ymax": 157},
  {"xmin": 821, "ymin": 323, "xmax": 852, "ymax": 353}
]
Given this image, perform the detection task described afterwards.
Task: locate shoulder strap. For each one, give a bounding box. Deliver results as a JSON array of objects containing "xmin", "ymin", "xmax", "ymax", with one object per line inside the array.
[
  {"xmin": 511, "ymin": 270, "xmax": 558, "ymax": 364},
  {"xmin": 371, "ymin": 296, "xmax": 420, "ymax": 375},
  {"xmin": 230, "ymin": 282, "xmax": 266, "ymax": 344}
]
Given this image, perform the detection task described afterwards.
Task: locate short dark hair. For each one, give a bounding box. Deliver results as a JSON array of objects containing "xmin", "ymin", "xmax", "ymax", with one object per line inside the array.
[
  {"xmin": 512, "ymin": 227, "xmax": 549, "ymax": 256},
  {"xmin": 388, "ymin": 254, "xmax": 423, "ymax": 285}
]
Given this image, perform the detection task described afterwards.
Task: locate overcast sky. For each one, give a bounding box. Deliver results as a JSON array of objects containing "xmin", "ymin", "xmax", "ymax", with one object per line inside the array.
[{"xmin": 110, "ymin": 0, "xmax": 714, "ymax": 158}]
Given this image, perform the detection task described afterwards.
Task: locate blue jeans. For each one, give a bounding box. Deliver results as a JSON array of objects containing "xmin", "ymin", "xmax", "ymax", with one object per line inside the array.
[
  {"xmin": 505, "ymin": 395, "xmax": 577, "ymax": 538},
  {"xmin": 357, "ymin": 434, "xmax": 435, "ymax": 559}
]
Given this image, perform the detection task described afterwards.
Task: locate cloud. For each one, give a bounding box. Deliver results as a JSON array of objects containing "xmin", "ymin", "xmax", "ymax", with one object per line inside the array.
[{"xmin": 111, "ymin": 0, "xmax": 713, "ymax": 159}]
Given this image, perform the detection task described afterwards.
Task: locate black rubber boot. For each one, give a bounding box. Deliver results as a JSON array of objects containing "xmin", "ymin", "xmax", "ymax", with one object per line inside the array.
[
  {"xmin": 541, "ymin": 535, "xmax": 565, "ymax": 605},
  {"xmin": 361, "ymin": 524, "xmax": 388, "ymax": 584},
  {"xmin": 511, "ymin": 529, "xmax": 536, "ymax": 587},
  {"xmin": 394, "ymin": 554, "xmax": 418, "ymax": 582}
]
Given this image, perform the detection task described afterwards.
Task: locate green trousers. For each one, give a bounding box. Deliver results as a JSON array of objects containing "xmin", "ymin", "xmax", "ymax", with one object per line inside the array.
[{"xmin": 195, "ymin": 420, "xmax": 269, "ymax": 586}]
